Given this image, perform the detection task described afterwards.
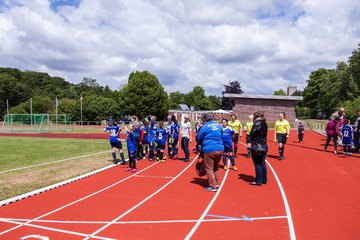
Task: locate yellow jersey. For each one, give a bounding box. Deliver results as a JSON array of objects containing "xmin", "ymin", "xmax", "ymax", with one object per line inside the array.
[
  {"xmin": 228, "ymin": 120, "xmax": 242, "ymax": 133},
  {"xmin": 245, "ymin": 121, "xmax": 254, "ymax": 135},
  {"xmin": 274, "ymin": 119, "xmax": 290, "ymax": 134}
]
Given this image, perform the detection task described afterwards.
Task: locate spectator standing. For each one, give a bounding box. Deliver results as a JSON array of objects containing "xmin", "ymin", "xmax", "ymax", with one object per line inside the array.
[
  {"xmin": 324, "ymin": 114, "xmax": 341, "ymax": 154},
  {"xmin": 180, "ymin": 114, "xmax": 192, "ymax": 162},
  {"xmin": 297, "ymin": 122, "xmax": 305, "ymax": 143},
  {"xmin": 354, "ymin": 109, "xmax": 360, "ymax": 153}
]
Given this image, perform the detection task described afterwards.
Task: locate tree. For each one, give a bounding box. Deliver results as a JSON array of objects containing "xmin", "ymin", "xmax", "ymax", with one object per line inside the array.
[
  {"xmin": 208, "ymin": 95, "xmax": 221, "ymax": 110},
  {"xmin": 0, "ymin": 73, "xmax": 30, "ymax": 118},
  {"xmin": 169, "ymin": 91, "xmax": 186, "ymax": 109},
  {"xmin": 119, "ymin": 71, "xmax": 169, "ymax": 119},
  {"xmin": 221, "ymin": 80, "xmax": 243, "ymax": 110},
  {"xmin": 9, "ymin": 96, "xmax": 54, "ymax": 114},
  {"xmin": 348, "ymin": 43, "xmax": 360, "ymax": 89},
  {"xmin": 185, "ymin": 86, "xmax": 211, "ymax": 110},
  {"xmin": 273, "ymin": 89, "xmax": 287, "ymax": 96}
]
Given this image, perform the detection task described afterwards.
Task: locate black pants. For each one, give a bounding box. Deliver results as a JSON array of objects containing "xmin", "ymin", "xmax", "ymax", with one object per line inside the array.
[
  {"xmin": 251, "ymin": 152, "xmax": 267, "ymax": 184},
  {"xmin": 181, "ymin": 137, "xmax": 190, "ymax": 161},
  {"xmin": 324, "ymin": 135, "xmax": 338, "ymax": 151},
  {"xmin": 298, "ymin": 133, "xmax": 304, "ymax": 142},
  {"xmin": 354, "ymin": 132, "xmax": 360, "ymax": 152}
]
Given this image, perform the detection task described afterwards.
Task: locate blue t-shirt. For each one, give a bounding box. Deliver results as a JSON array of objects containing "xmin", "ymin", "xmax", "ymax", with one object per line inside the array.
[
  {"xmin": 171, "ymin": 123, "xmax": 180, "ymax": 140},
  {"xmin": 156, "ymin": 128, "xmax": 167, "ymax": 146},
  {"xmin": 222, "ymin": 126, "xmax": 234, "ymax": 147},
  {"xmin": 341, "ymin": 125, "xmax": 353, "ymax": 144},
  {"xmin": 148, "ymin": 121, "xmax": 157, "ymax": 142},
  {"xmin": 127, "ymin": 132, "xmax": 137, "ymax": 152},
  {"xmin": 105, "ymin": 125, "xmax": 121, "ymax": 142},
  {"xmin": 198, "ymin": 120, "xmax": 224, "ymax": 153}
]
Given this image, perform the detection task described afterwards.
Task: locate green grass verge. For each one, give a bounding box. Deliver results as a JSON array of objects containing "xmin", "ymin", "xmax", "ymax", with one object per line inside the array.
[{"xmin": 0, "ymin": 137, "xmax": 127, "ymax": 201}]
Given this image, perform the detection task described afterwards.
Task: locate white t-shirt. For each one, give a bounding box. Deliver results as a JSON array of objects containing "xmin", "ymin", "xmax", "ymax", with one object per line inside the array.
[{"xmin": 181, "ymin": 121, "xmax": 192, "ymax": 139}]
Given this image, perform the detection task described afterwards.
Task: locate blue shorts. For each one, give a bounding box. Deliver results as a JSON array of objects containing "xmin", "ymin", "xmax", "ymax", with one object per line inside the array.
[
  {"xmin": 224, "ymin": 145, "xmax": 233, "ymax": 153},
  {"xmin": 110, "ymin": 141, "xmax": 122, "ymax": 149},
  {"xmin": 142, "ymin": 139, "xmax": 149, "ymax": 145}
]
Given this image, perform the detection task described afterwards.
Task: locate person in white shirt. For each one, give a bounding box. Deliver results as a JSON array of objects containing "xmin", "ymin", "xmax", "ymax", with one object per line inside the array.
[{"xmin": 180, "ymin": 114, "xmax": 192, "ymax": 162}]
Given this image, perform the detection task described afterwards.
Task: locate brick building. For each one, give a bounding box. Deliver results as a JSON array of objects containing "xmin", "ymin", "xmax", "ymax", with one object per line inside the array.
[{"xmin": 224, "ymin": 94, "xmax": 303, "ymax": 125}]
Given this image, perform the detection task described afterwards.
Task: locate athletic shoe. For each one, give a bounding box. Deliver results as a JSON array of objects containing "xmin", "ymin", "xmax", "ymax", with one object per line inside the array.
[
  {"xmin": 130, "ymin": 168, "xmax": 137, "ymax": 173},
  {"xmin": 224, "ymin": 165, "xmax": 228, "ymax": 170},
  {"xmin": 184, "ymin": 159, "xmax": 189, "ymax": 162},
  {"xmin": 249, "ymin": 181, "xmax": 261, "ymax": 186},
  {"xmin": 120, "ymin": 161, "xmax": 126, "ymax": 165},
  {"xmin": 205, "ymin": 186, "xmax": 217, "ymax": 192},
  {"xmin": 113, "ymin": 160, "xmax": 119, "ymax": 164},
  {"xmin": 334, "ymin": 151, "xmax": 337, "ymax": 154},
  {"xmin": 348, "ymin": 152, "xmax": 352, "ymax": 156},
  {"xmin": 233, "ymin": 166, "xmax": 238, "ymax": 171},
  {"xmin": 160, "ymin": 160, "xmax": 166, "ymax": 163},
  {"xmin": 215, "ymin": 184, "xmax": 219, "ymax": 188},
  {"xmin": 142, "ymin": 156, "xmax": 146, "ymax": 160},
  {"xmin": 278, "ymin": 157, "xmax": 284, "ymax": 160},
  {"xmin": 149, "ymin": 158, "xmax": 154, "ymax": 161},
  {"xmin": 246, "ymin": 154, "xmax": 251, "ymax": 158},
  {"xmin": 125, "ymin": 167, "xmax": 132, "ymax": 171},
  {"xmin": 172, "ymin": 155, "xmax": 178, "ymax": 160}
]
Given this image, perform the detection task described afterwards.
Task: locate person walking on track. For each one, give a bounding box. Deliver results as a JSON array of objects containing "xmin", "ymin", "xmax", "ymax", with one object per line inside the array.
[
  {"xmin": 274, "ymin": 112, "xmax": 290, "ymax": 160},
  {"xmin": 228, "ymin": 114, "xmax": 242, "ymax": 157}
]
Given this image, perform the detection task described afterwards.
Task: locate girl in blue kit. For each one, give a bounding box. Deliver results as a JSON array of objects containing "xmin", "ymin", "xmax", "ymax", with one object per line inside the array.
[
  {"xmin": 104, "ymin": 121, "xmax": 125, "ymax": 165},
  {"xmin": 125, "ymin": 125, "xmax": 138, "ymax": 173}
]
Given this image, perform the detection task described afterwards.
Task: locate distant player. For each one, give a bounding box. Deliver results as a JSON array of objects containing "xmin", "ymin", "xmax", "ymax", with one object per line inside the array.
[
  {"xmin": 170, "ymin": 115, "xmax": 180, "ymax": 159},
  {"xmin": 140, "ymin": 121, "xmax": 150, "ymax": 159},
  {"xmin": 245, "ymin": 115, "xmax": 254, "ymax": 158},
  {"xmin": 221, "ymin": 118, "xmax": 237, "ymax": 171},
  {"xmin": 297, "ymin": 122, "xmax": 305, "ymax": 143},
  {"xmin": 125, "ymin": 125, "xmax": 137, "ymax": 172},
  {"xmin": 147, "ymin": 115, "xmax": 157, "ymax": 161},
  {"xmin": 274, "ymin": 112, "xmax": 290, "ymax": 160},
  {"xmin": 228, "ymin": 114, "xmax": 242, "ymax": 157},
  {"xmin": 341, "ymin": 119, "xmax": 353, "ymax": 156},
  {"xmin": 156, "ymin": 122, "xmax": 167, "ymax": 162},
  {"xmin": 104, "ymin": 121, "xmax": 125, "ymax": 165}
]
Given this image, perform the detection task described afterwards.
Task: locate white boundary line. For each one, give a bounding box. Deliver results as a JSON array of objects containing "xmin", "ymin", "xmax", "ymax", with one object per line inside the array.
[
  {"xmin": 184, "ymin": 160, "xmax": 231, "ymax": 240},
  {"xmin": 0, "ymin": 151, "xmax": 111, "ymax": 175},
  {"xmin": 0, "ymin": 218, "xmax": 115, "ymax": 240},
  {"xmin": 0, "ymin": 215, "xmax": 287, "ymax": 225},
  {"xmin": 0, "ymin": 162, "xmax": 158, "ymax": 237},
  {"xmin": 266, "ymin": 160, "xmax": 296, "ymax": 240},
  {"xmin": 85, "ymin": 155, "xmax": 199, "ymax": 240}
]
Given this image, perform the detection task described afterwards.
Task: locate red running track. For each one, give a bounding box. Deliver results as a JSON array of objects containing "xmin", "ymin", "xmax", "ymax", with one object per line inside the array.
[{"xmin": 0, "ymin": 130, "xmax": 359, "ymax": 239}]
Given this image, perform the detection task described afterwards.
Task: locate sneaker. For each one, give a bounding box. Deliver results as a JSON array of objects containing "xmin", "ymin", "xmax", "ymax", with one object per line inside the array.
[
  {"xmin": 348, "ymin": 152, "xmax": 352, "ymax": 156},
  {"xmin": 278, "ymin": 157, "xmax": 284, "ymax": 161},
  {"xmin": 125, "ymin": 167, "xmax": 132, "ymax": 171},
  {"xmin": 113, "ymin": 160, "xmax": 119, "ymax": 164},
  {"xmin": 184, "ymin": 159, "xmax": 189, "ymax": 162},
  {"xmin": 246, "ymin": 154, "xmax": 251, "ymax": 158},
  {"xmin": 120, "ymin": 161, "xmax": 126, "ymax": 165},
  {"xmin": 334, "ymin": 151, "xmax": 337, "ymax": 155},
  {"xmin": 224, "ymin": 165, "xmax": 228, "ymax": 170},
  {"xmin": 130, "ymin": 168, "xmax": 137, "ymax": 173},
  {"xmin": 233, "ymin": 166, "xmax": 238, "ymax": 171},
  {"xmin": 148, "ymin": 158, "xmax": 154, "ymax": 161},
  {"xmin": 142, "ymin": 156, "xmax": 146, "ymax": 160},
  {"xmin": 160, "ymin": 159, "xmax": 165, "ymax": 163},
  {"xmin": 215, "ymin": 184, "xmax": 219, "ymax": 188},
  {"xmin": 205, "ymin": 186, "xmax": 217, "ymax": 192},
  {"xmin": 172, "ymin": 155, "xmax": 178, "ymax": 160}
]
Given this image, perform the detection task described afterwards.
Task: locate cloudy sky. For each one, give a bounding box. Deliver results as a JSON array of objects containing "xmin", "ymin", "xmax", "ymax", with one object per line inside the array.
[{"xmin": 0, "ymin": 0, "xmax": 359, "ymax": 96}]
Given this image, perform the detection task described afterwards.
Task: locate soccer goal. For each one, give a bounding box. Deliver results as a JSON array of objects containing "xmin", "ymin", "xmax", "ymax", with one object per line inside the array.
[{"xmin": 1, "ymin": 114, "xmax": 71, "ymax": 133}]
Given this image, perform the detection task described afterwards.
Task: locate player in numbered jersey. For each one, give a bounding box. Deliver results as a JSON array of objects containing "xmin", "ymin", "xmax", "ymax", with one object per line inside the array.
[
  {"xmin": 228, "ymin": 114, "xmax": 242, "ymax": 157},
  {"xmin": 104, "ymin": 121, "xmax": 125, "ymax": 165},
  {"xmin": 245, "ymin": 115, "xmax": 254, "ymax": 158},
  {"xmin": 341, "ymin": 119, "xmax": 353, "ymax": 156},
  {"xmin": 124, "ymin": 125, "xmax": 137, "ymax": 173},
  {"xmin": 140, "ymin": 121, "xmax": 150, "ymax": 159},
  {"xmin": 147, "ymin": 115, "xmax": 157, "ymax": 161},
  {"xmin": 170, "ymin": 115, "xmax": 180, "ymax": 159},
  {"xmin": 156, "ymin": 122, "xmax": 167, "ymax": 162},
  {"xmin": 274, "ymin": 112, "xmax": 291, "ymax": 160},
  {"xmin": 221, "ymin": 118, "xmax": 237, "ymax": 171}
]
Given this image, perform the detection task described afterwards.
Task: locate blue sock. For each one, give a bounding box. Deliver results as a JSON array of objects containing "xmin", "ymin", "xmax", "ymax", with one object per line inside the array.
[
  {"xmin": 230, "ymin": 156, "xmax": 235, "ymax": 166},
  {"xmin": 112, "ymin": 152, "xmax": 116, "ymax": 161},
  {"xmin": 120, "ymin": 152, "xmax": 125, "ymax": 162},
  {"xmin": 222, "ymin": 155, "xmax": 227, "ymax": 165}
]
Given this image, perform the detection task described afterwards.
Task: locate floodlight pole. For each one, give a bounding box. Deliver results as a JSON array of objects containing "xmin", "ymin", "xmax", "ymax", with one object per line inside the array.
[
  {"xmin": 80, "ymin": 95, "xmax": 83, "ymax": 128},
  {"xmin": 56, "ymin": 97, "xmax": 58, "ymax": 127},
  {"xmin": 30, "ymin": 98, "xmax": 33, "ymax": 127}
]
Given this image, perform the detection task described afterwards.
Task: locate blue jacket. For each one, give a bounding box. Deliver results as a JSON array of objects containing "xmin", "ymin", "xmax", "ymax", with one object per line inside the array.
[{"xmin": 198, "ymin": 120, "xmax": 224, "ymax": 153}]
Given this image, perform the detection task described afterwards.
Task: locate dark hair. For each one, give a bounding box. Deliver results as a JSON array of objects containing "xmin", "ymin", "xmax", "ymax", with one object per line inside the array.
[
  {"xmin": 344, "ymin": 119, "xmax": 350, "ymax": 125},
  {"xmin": 280, "ymin": 112, "xmax": 286, "ymax": 118},
  {"xmin": 231, "ymin": 114, "xmax": 237, "ymax": 119},
  {"xmin": 171, "ymin": 115, "xmax": 178, "ymax": 125},
  {"xmin": 201, "ymin": 113, "xmax": 213, "ymax": 123},
  {"xmin": 221, "ymin": 118, "xmax": 228, "ymax": 123},
  {"xmin": 253, "ymin": 110, "xmax": 266, "ymax": 121}
]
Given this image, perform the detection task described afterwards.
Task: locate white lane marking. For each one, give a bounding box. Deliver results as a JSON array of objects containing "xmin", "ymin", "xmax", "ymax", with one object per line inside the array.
[
  {"xmin": 0, "ymin": 218, "xmax": 115, "ymax": 240},
  {"xmin": 85, "ymin": 155, "xmax": 199, "ymax": 240},
  {"xmin": 0, "ymin": 151, "xmax": 110, "ymax": 174},
  {"xmin": 0, "ymin": 215, "xmax": 287, "ymax": 225},
  {"xmin": 0, "ymin": 162, "xmax": 158, "ymax": 237},
  {"xmin": 266, "ymin": 160, "xmax": 296, "ymax": 240},
  {"xmin": 134, "ymin": 175, "xmax": 174, "ymax": 179},
  {"xmin": 184, "ymin": 160, "xmax": 231, "ymax": 240}
]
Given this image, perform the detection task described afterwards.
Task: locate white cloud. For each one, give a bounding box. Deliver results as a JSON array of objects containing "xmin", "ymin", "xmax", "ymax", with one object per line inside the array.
[{"xmin": 0, "ymin": 0, "xmax": 359, "ymax": 96}]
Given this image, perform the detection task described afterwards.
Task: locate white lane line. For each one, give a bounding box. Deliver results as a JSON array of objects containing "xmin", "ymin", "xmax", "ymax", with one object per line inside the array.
[
  {"xmin": 85, "ymin": 155, "xmax": 199, "ymax": 240},
  {"xmin": 0, "ymin": 162, "xmax": 158, "ymax": 237},
  {"xmin": 0, "ymin": 215, "xmax": 287, "ymax": 225},
  {"xmin": 0, "ymin": 218, "xmax": 115, "ymax": 240},
  {"xmin": 0, "ymin": 151, "xmax": 110, "ymax": 174},
  {"xmin": 134, "ymin": 175, "xmax": 174, "ymax": 179},
  {"xmin": 239, "ymin": 140, "xmax": 296, "ymax": 240},
  {"xmin": 266, "ymin": 160, "xmax": 296, "ymax": 240},
  {"xmin": 184, "ymin": 160, "xmax": 231, "ymax": 240}
]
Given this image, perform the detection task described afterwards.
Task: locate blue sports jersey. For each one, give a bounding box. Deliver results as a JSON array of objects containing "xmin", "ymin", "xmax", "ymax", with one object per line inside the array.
[
  {"xmin": 148, "ymin": 122, "xmax": 157, "ymax": 142},
  {"xmin": 127, "ymin": 132, "xmax": 137, "ymax": 152},
  {"xmin": 156, "ymin": 127, "xmax": 167, "ymax": 146},
  {"xmin": 222, "ymin": 126, "xmax": 234, "ymax": 147},
  {"xmin": 171, "ymin": 123, "xmax": 180, "ymax": 140},
  {"xmin": 105, "ymin": 125, "xmax": 120, "ymax": 142},
  {"xmin": 341, "ymin": 125, "xmax": 353, "ymax": 144},
  {"xmin": 133, "ymin": 126, "xmax": 140, "ymax": 138}
]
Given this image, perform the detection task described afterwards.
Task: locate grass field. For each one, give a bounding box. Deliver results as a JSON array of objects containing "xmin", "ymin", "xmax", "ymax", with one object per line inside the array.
[{"xmin": 0, "ymin": 137, "xmax": 122, "ymax": 201}]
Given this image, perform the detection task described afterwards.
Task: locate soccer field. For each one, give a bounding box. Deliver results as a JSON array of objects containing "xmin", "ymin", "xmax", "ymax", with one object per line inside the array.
[{"xmin": 0, "ymin": 136, "xmax": 115, "ymax": 201}]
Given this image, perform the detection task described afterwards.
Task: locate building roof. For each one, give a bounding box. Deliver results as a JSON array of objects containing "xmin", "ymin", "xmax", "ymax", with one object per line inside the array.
[{"xmin": 224, "ymin": 93, "xmax": 303, "ymax": 101}]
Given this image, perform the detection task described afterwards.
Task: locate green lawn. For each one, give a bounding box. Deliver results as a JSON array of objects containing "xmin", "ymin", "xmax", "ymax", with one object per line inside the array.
[{"xmin": 0, "ymin": 136, "xmax": 125, "ymax": 201}]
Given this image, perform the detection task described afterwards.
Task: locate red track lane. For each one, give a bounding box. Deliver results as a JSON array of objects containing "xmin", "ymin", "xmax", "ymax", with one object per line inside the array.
[{"xmin": 1, "ymin": 130, "xmax": 360, "ymax": 239}]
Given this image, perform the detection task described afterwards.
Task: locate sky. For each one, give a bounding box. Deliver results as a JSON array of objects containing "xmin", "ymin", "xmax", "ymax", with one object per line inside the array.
[{"xmin": 0, "ymin": 0, "xmax": 359, "ymax": 96}]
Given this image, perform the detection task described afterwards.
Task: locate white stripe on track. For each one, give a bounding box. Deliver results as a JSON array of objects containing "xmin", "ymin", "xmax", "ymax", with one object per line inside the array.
[
  {"xmin": 0, "ymin": 151, "xmax": 110, "ymax": 174},
  {"xmin": 85, "ymin": 155, "xmax": 199, "ymax": 240},
  {"xmin": 0, "ymin": 215, "xmax": 287, "ymax": 225},
  {"xmin": 184, "ymin": 160, "xmax": 231, "ymax": 240},
  {"xmin": 238, "ymin": 140, "xmax": 296, "ymax": 240},
  {"xmin": 0, "ymin": 218, "xmax": 115, "ymax": 240},
  {"xmin": 0, "ymin": 162, "xmax": 158, "ymax": 237}
]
